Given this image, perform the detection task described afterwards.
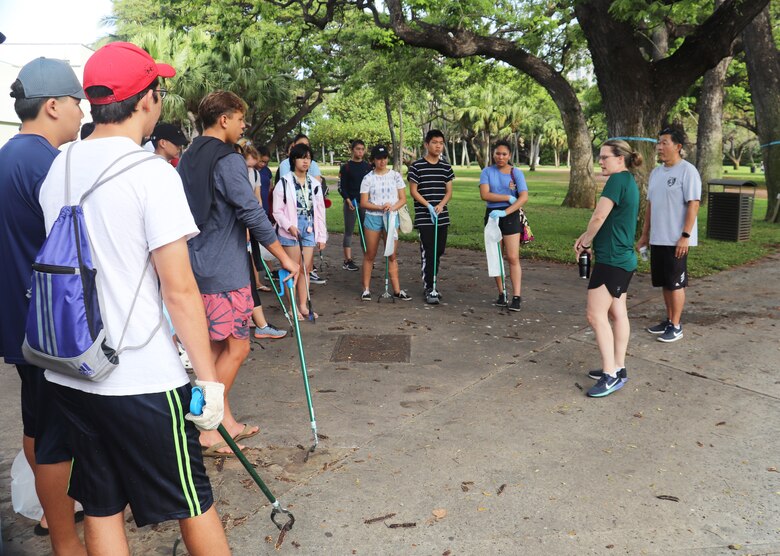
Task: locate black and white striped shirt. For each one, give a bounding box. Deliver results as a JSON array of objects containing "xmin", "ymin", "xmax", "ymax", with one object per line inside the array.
[{"xmin": 407, "ymin": 158, "xmax": 455, "ymax": 227}]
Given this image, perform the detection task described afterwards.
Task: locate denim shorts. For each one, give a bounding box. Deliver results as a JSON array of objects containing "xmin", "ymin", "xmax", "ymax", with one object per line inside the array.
[
  {"xmin": 279, "ymin": 213, "xmax": 316, "ymax": 247},
  {"xmin": 364, "ymin": 213, "xmax": 400, "ymax": 232}
]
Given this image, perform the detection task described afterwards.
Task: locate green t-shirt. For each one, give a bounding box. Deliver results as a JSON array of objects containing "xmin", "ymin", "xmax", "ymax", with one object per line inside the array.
[{"xmin": 593, "ymin": 171, "xmax": 639, "ymax": 271}]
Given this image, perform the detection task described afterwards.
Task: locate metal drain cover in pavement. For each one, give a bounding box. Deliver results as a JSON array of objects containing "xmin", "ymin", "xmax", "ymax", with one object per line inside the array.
[{"xmin": 331, "ymin": 334, "xmax": 411, "ymax": 363}]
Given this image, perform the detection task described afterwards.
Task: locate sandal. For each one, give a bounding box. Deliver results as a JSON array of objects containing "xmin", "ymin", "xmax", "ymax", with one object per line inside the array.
[
  {"xmin": 202, "ymin": 441, "xmax": 239, "ymax": 458},
  {"xmin": 233, "ymin": 423, "xmax": 259, "ymax": 442}
]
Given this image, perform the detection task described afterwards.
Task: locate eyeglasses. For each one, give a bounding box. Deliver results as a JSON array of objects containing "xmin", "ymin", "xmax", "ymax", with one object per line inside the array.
[{"xmin": 155, "ymin": 88, "xmax": 168, "ymax": 100}]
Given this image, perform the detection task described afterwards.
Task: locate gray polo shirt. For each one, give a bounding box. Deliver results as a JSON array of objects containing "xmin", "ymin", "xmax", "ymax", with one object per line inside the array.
[
  {"xmin": 647, "ymin": 159, "xmax": 702, "ymax": 247},
  {"xmin": 188, "ymin": 153, "xmax": 278, "ymax": 294}
]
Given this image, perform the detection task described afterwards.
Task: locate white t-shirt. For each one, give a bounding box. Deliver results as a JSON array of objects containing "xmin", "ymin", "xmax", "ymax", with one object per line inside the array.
[
  {"xmin": 39, "ymin": 137, "xmax": 199, "ymax": 395},
  {"xmin": 360, "ymin": 170, "xmax": 405, "ymax": 216},
  {"xmin": 647, "ymin": 159, "xmax": 702, "ymax": 247}
]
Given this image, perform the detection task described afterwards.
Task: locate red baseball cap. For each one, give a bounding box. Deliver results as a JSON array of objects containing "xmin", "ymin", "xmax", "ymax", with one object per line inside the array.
[{"xmin": 84, "ymin": 42, "xmax": 175, "ymax": 105}]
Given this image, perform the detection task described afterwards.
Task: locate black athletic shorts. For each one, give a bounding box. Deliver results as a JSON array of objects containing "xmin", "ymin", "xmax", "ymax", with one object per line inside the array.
[
  {"xmin": 16, "ymin": 364, "xmax": 73, "ymax": 464},
  {"xmin": 51, "ymin": 382, "xmax": 213, "ymax": 527},
  {"xmin": 588, "ymin": 263, "xmax": 634, "ymax": 298},
  {"xmin": 484, "ymin": 208, "xmax": 521, "ymax": 236},
  {"xmin": 650, "ymin": 245, "xmax": 688, "ymax": 290}
]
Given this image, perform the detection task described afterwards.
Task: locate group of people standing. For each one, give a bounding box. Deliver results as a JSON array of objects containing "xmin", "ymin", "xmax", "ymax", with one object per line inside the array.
[{"xmin": 0, "ymin": 40, "xmax": 702, "ymax": 556}]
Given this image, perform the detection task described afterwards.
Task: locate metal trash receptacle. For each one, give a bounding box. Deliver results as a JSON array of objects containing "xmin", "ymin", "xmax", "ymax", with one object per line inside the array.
[{"xmin": 706, "ymin": 179, "xmax": 756, "ymax": 242}]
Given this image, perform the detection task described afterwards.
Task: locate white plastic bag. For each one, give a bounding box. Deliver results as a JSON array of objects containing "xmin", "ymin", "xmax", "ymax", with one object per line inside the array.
[
  {"xmin": 383, "ymin": 212, "xmax": 398, "ymax": 257},
  {"xmin": 11, "ymin": 450, "xmax": 43, "ymax": 520},
  {"xmin": 484, "ymin": 218, "xmax": 503, "ymax": 277}
]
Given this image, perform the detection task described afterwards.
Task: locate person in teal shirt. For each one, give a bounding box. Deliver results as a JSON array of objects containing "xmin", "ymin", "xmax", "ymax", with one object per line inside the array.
[{"xmin": 574, "ymin": 139, "xmax": 642, "ymax": 398}]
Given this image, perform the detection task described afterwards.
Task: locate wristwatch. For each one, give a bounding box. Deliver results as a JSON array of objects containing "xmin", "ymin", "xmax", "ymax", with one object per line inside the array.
[{"xmin": 681, "ymin": 231, "xmax": 691, "ymax": 238}]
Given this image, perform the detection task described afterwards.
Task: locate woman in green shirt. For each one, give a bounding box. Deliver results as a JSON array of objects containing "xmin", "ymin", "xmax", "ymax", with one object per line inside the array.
[{"xmin": 574, "ymin": 139, "xmax": 642, "ymax": 398}]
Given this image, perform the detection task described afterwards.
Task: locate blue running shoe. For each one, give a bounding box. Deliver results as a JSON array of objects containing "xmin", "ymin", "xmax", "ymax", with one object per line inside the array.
[
  {"xmin": 657, "ymin": 324, "xmax": 683, "ymax": 343},
  {"xmin": 588, "ymin": 368, "xmax": 627, "ymax": 381},
  {"xmin": 586, "ymin": 373, "xmax": 625, "ymax": 397}
]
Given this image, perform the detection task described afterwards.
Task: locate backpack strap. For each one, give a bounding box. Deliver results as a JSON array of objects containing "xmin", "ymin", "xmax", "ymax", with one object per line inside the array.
[{"xmin": 65, "ymin": 144, "xmax": 164, "ymax": 355}]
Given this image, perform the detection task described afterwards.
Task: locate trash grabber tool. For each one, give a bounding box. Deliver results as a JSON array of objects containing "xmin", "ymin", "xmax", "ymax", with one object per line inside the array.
[
  {"xmin": 258, "ymin": 255, "xmax": 294, "ymax": 333},
  {"xmin": 279, "ymin": 269, "xmax": 319, "ymax": 461},
  {"xmin": 297, "ymin": 236, "xmax": 315, "ymax": 323},
  {"xmin": 352, "ymin": 198, "xmax": 367, "ymax": 253},
  {"xmin": 430, "ymin": 206, "xmax": 440, "ymax": 301},
  {"xmin": 190, "ymin": 386, "xmax": 295, "ymax": 532},
  {"xmin": 378, "ymin": 213, "xmax": 394, "ymax": 303},
  {"xmin": 497, "ymin": 240, "xmax": 508, "ymax": 312}
]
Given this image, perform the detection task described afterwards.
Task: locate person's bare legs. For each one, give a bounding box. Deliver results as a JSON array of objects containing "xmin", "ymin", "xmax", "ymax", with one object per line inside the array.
[
  {"xmin": 663, "ymin": 287, "xmax": 686, "ymax": 326},
  {"xmin": 36, "ymin": 462, "xmax": 86, "ymax": 555},
  {"xmin": 199, "ymin": 335, "xmax": 252, "ymax": 453},
  {"xmin": 83, "ymin": 513, "xmax": 129, "ymax": 556},
  {"xmin": 179, "ymin": 507, "xmax": 230, "ymax": 556},
  {"xmin": 298, "ymin": 247, "xmax": 316, "ymax": 317},
  {"xmin": 388, "ymin": 247, "xmax": 401, "ymax": 293},
  {"xmin": 586, "ymin": 285, "xmax": 617, "ymax": 375},
  {"xmin": 361, "ymin": 230, "xmax": 380, "ymax": 292},
  {"xmin": 502, "ymin": 234, "xmax": 522, "ymax": 297},
  {"xmin": 251, "ymin": 306, "xmax": 268, "ymax": 328},
  {"xmin": 608, "ymin": 292, "xmax": 630, "ymax": 369}
]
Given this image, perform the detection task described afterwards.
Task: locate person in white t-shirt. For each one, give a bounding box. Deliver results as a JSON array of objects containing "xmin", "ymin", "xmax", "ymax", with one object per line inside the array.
[
  {"xmin": 358, "ymin": 145, "xmax": 411, "ymax": 301},
  {"xmin": 637, "ymin": 127, "xmax": 702, "ymax": 343},
  {"xmin": 38, "ymin": 42, "xmax": 229, "ymax": 555}
]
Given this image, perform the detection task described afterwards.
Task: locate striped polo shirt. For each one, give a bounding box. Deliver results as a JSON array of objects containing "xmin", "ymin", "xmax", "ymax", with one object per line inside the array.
[{"xmin": 407, "ymin": 158, "xmax": 455, "ymax": 227}]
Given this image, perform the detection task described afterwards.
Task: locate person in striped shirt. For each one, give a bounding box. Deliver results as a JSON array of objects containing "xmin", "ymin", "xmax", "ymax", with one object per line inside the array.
[{"xmin": 407, "ymin": 130, "xmax": 454, "ymax": 304}]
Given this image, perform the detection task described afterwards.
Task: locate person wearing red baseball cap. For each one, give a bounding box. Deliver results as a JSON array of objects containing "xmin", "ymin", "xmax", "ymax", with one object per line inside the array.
[{"xmin": 37, "ymin": 43, "xmax": 230, "ymax": 555}]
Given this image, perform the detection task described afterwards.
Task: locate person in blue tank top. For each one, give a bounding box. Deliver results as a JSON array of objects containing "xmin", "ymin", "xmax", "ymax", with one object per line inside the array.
[
  {"xmin": 479, "ymin": 140, "xmax": 529, "ymax": 312},
  {"xmin": 574, "ymin": 139, "xmax": 642, "ymax": 399}
]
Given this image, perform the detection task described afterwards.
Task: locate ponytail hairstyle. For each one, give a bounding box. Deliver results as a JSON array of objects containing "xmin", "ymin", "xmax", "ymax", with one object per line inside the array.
[{"xmin": 602, "ymin": 139, "xmax": 643, "ymax": 169}]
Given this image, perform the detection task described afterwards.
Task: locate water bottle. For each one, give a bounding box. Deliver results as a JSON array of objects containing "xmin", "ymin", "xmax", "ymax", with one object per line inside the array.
[
  {"xmin": 578, "ymin": 251, "xmax": 591, "ymax": 279},
  {"xmin": 639, "ymin": 246, "xmax": 649, "ymax": 262}
]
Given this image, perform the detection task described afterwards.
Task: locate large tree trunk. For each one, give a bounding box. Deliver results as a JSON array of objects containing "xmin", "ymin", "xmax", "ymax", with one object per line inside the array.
[
  {"xmin": 384, "ymin": 96, "xmax": 401, "ymax": 169},
  {"xmin": 696, "ymin": 55, "xmax": 731, "ymax": 205},
  {"xmin": 743, "ymin": 6, "xmax": 780, "ymax": 222}
]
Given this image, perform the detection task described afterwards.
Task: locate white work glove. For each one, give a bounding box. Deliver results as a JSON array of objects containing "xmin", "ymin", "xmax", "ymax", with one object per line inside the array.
[{"xmin": 185, "ymin": 380, "xmax": 225, "ymax": 431}]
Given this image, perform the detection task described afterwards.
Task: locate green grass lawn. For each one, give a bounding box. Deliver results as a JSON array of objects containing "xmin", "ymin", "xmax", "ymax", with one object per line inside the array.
[{"xmin": 317, "ymin": 164, "xmax": 779, "ymax": 278}]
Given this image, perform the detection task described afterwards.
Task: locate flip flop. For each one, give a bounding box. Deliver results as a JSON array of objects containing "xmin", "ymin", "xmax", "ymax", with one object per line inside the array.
[
  {"xmin": 34, "ymin": 511, "xmax": 85, "ymax": 536},
  {"xmin": 201, "ymin": 441, "xmax": 237, "ymax": 458},
  {"xmin": 232, "ymin": 423, "xmax": 259, "ymax": 442},
  {"xmin": 257, "ymin": 284, "xmax": 272, "ymax": 292},
  {"xmin": 297, "ymin": 311, "xmax": 319, "ymax": 321}
]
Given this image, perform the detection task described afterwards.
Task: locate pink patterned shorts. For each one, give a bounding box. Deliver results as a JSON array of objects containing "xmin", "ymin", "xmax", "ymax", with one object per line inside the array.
[{"xmin": 201, "ymin": 285, "xmax": 253, "ymax": 341}]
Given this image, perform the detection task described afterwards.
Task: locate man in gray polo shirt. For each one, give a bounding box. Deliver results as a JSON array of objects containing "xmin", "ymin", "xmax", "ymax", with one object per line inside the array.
[{"xmin": 637, "ymin": 127, "xmax": 702, "ymax": 343}]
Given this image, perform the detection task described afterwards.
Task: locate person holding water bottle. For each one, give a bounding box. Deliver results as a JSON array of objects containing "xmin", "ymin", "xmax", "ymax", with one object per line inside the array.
[{"xmin": 574, "ymin": 139, "xmax": 642, "ymax": 398}]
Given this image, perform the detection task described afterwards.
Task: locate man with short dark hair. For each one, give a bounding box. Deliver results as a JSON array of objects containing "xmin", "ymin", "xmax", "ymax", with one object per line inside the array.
[
  {"xmin": 178, "ymin": 90, "xmax": 299, "ymax": 457},
  {"xmin": 408, "ymin": 129, "xmax": 454, "ymax": 305},
  {"xmin": 637, "ymin": 127, "xmax": 702, "ymax": 343},
  {"xmin": 0, "ymin": 57, "xmax": 86, "ymax": 555},
  {"xmin": 37, "ymin": 42, "xmax": 230, "ymax": 554},
  {"xmin": 150, "ymin": 122, "xmax": 188, "ymax": 163},
  {"xmin": 339, "ymin": 139, "xmax": 371, "ymax": 271}
]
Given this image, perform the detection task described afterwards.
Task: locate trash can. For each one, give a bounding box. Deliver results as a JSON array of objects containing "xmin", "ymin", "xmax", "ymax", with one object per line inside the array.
[{"xmin": 706, "ymin": 179, "xmax": 756, "ymax": 241}]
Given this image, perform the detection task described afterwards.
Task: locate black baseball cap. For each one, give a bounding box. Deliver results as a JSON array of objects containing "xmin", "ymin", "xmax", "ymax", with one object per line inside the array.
[
  {"xmin": 150, "ymin": 123, "xmax": 188, "ymax": 147},
  {"xmin": 371, "ymin": 145, "xmax": 389, "ymax": 159}
]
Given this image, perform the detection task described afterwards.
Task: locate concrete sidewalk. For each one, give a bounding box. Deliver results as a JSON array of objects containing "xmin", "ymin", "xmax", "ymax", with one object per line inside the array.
[{"xmin": 1, "ymin": 240, "xmax": 778, "ymax": 555}]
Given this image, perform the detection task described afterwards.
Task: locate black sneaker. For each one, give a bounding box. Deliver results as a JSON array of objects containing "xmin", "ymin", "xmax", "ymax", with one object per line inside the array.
[
  {"xmin": 647, "ymin": 319, "xmax": 671, "ymax": 334},
  {"xmin": 657, "ymin": 324, "xmax": 683, "ymax": 343},
  {"xmin": 586, "ymin": 373, "xmax": 626, "ymax": 398},
  {"xmin": 342, "ymin": 259, "xmax": 359, "ymax": 271},
  {"xmin": 309, "ymin": 270, "xmax": 327, "ymax": 284},
  {"xmin": 588, "ymin": 368, "xmax": 628, "ymax": 381},
  {"xmin": 508, "ymin": 296, "xmax": 522, "ymax": 311},
  {"xmin": 425, "ymin": 289, "xmax": 440, "ymax": 305},
  {"xmin": 394, "ymin": 290, "xmax": 412, "ymax": 301},
  {"xmin": 493, "ymin": 294, "xmax": 507, "ymax": 307},
  {"xmin": 361, "ymin": 290, "xmax": 371, "ymax": 301}
]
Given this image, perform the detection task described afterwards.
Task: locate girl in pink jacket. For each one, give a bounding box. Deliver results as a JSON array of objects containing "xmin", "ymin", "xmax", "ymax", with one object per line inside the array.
[{"xmin": 273, "ymin": 143, "xmax": 327, "ymax": 319}]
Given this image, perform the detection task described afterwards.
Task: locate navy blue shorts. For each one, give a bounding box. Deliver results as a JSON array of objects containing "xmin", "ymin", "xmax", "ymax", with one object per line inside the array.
[
  {"xmin": 51, "ymin": 382, "xmax": 213, "ymax": 527},
  {"xmin": 16, "ymin": 364, "xmax": 73, "ymax": 464}
]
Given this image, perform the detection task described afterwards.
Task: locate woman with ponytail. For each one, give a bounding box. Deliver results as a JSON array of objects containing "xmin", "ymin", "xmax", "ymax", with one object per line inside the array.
[{"xmin": 574, "ymin": 140, "xmax": 642, "ymax": 398}]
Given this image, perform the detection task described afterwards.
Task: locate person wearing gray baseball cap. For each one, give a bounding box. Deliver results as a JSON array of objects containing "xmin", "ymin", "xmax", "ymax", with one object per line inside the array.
[{"xmin": 0, "ymin": 58, "xmax": 86, "ymax": 553}]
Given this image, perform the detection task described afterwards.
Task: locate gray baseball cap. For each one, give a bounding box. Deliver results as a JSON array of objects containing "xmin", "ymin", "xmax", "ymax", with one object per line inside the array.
[{"xmin": 16, "ymin": 57, "xmax": 86, "ymax": 100}]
